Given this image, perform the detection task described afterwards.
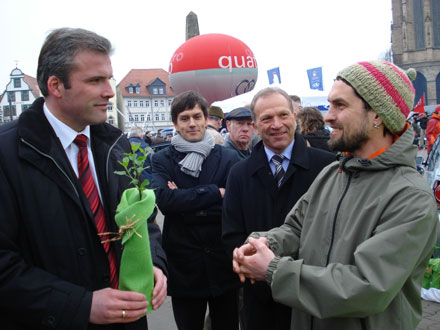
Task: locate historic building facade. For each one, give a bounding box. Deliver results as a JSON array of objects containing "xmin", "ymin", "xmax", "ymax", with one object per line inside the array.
[
  {"xmin": 116, "ymin": 69, "xmax": 175, "ymax": 132},
  {"xmin": 392, "ymin": 0, "xmax": 440, "ymax": 106},
  {"xmin": 0, "ymin": 68, "xmax": 40, "ymax": 124}
]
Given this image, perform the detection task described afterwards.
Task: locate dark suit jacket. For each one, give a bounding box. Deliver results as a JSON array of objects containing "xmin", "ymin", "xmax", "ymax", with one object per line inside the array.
[{"xmin": 0, "ymin": 97, "xmax": 166, "ymax": 330}]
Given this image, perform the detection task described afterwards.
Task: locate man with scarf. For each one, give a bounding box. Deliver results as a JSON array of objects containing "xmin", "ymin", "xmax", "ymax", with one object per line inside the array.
[{"xmin": 151, "ymin": 91, "xmax": 241, "ymax": 330}]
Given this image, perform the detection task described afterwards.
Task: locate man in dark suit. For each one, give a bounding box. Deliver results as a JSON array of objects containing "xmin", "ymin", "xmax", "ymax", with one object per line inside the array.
[
  {"xmin": 0, "ymin": 28, "xmax": 167, "ymax": 329},
  {"xmin": 222, "ymin": 87, "xmax": 335, "ymax": 330},
  {"xmin": 151, "ymin": 91, "xmax": 241, "ymax": 330}
]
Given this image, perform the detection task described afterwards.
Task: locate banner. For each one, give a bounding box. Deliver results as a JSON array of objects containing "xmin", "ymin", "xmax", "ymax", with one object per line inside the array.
[
  {"xmin": 267, "ymin": 67, "xmax": 281, "ymax": 84},
  {"xmin": 307, "ymin": 67, "xmax": 324, "ymax": 91},
  {"xmin": 414, "ymin": 94, "xmax": 425, "ymax": 114}
]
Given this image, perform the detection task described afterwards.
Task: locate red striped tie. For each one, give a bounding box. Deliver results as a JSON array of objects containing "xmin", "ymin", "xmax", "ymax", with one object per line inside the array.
[{"xmin": 74, "ymin": 134, "xmax": 119, "ymax": 289}]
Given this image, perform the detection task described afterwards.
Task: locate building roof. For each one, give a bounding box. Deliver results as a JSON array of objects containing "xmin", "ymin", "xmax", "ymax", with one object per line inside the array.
[
  {"xmin": 23, "ymin": 74, "xmax": 41, "ymax": 98},
  {"xmin": 117, "ymin": 69, "xmax": 175, "ymax": 97}
]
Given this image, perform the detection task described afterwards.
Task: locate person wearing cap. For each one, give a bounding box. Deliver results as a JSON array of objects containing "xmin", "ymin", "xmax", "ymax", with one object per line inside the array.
[
  {"xmin": 426, "ymin": 105, "xmax": 440, "ymax": 153},
  {"xmin": 232, "ymin": 60, "xmax": 439, "ymax": 330},
  {"xmin": 223, "ymin": 107, "xmax": 255, "ymax": 159},
  {"xmin": 207, "ymin": 105, "xmax": 225, "ymax": 145},
  {"xmin": 222, "ymin": 88, "xmax": 335, "ymax": 330}
]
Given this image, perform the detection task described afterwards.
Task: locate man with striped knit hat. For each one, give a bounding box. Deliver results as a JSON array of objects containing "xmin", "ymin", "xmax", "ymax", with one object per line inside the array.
[{"xmin": 232, "ymin": 60, "xmax": 439, "ymax": 330}]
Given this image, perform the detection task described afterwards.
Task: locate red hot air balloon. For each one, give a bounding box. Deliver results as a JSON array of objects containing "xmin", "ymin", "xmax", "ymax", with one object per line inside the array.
[{"xmin": 169, "ymin": 33, "xmax": 258, "ymax": 105}]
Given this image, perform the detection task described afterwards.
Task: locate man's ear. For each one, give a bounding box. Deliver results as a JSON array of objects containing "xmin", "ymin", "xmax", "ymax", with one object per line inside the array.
[{"xmin": 47, "ymin": 76, "xmax": 64, "ymax": 98}]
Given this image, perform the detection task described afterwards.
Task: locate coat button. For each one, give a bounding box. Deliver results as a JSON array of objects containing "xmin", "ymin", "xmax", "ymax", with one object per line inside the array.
[
  {"xmin": 77, "ymin": 248, "xmax": 87, "ymax": 256},
  {"xmin": 47, "ymin": 316, "xmax": 56, "ymax": 327}
]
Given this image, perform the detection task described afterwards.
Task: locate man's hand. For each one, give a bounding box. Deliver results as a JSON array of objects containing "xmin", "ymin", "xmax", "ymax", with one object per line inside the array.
[
  {"xmin": 233, "ymin": 237, "xmax": 273, "ymax": 283},
  {"xmin": 89, "ymin": 288, "xmax": 147, "ymax": 324},
  {"xmin": 168, "ymin": 181, "xmax": 178, "ymax": 190},
  {"xmin": 219, "ymin": 187, "xmax": 225, "ymax": 198},
  {"xmin": 152, "ymin": 266, "xmax": 167, "ymax": 310}
]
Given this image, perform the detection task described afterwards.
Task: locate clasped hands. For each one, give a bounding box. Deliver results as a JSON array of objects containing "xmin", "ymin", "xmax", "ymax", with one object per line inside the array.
[{"xmin": 232, "ymin": 237, "xmax": 276, "ymax": 283}]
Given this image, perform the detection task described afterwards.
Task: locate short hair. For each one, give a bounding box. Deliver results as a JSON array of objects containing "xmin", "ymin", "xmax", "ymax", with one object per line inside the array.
[
  {"xmin": 290, "ymin": 95, "xmax": 301, "ymax": 104},
  {"xmin": 171, "ymin": 91, "xmax": 208, "ymax": 123},
  {"xmin": 128, "ymin": 126, "xmax": 144, "ymax": 138},
  {"xmin": 250, "ymin": 87, "xmax": 293, "ymax": 121},
  {"xmin": 37, "ymin": 27, "xmax": 113, "ymax": 97},
  {"xmin": 296, "ymin": 107, "xmax": 325, "ymax": 135}
]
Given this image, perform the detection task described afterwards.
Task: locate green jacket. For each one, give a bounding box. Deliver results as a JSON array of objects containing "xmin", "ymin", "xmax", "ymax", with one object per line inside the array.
[{"xmin": 255, "ymin": 126, "xmax": 439, "ymax": 330}]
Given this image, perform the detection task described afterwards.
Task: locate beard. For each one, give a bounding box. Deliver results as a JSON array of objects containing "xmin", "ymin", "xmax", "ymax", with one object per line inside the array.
[{"xmin": 328, "ymin": 122, "xmax": 370, "ymax": 154}]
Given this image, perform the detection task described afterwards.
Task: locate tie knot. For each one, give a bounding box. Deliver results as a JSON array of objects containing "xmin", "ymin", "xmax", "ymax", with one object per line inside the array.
[
  {"xmin": 272, "ymin": 154, "xmax": 284, "ymax": 164},
  {"xmin": 74, "ymin": 134, "xmax": 87, "ymax": 149}
]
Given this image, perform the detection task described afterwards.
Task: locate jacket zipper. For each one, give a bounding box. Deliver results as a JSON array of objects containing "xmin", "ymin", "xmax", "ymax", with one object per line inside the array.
[
  {"xmin": 310, "ymin": 171, "xmax": 353, "ymax": 330},
  {"xmin": 20, "ymin": 138, "xmax": 79, "ymax": 198}
]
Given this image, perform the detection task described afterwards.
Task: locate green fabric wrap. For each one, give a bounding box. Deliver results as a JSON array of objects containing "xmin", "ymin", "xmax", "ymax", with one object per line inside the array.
[{"xmin": 115, "ymin": 188, "xmax": 156, "ymax": 313}]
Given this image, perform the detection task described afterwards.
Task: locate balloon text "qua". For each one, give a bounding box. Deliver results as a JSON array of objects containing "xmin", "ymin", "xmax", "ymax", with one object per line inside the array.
[{"xmin": 218, "ymin": 56, "xmax": 257, "ymax": 70}]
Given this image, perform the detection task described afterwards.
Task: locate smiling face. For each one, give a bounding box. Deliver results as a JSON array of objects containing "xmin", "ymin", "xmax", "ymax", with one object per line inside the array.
[
  {"xmin": 173, "ymin": 105, "xmax": 208, "ymax": 142},
  {"xmin": 253, "ymin": 92, "xmax": 296, "ymax": 154},
  {"xmin": 50, "ymin": 50, "xmax": 114, "ymax": 132},
  {"xmin": 325, "ymin": 79, "xmax": 376, "ymax": 155}
]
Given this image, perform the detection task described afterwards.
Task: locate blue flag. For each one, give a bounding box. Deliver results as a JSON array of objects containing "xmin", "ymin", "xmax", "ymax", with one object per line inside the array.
[
  {"xmin": 267, "ymin": 67, "xmax": 281, "ymax": 84},
  {"xmin": 307, "ymin": 67, "xmax": 324, "ymax": 91}
]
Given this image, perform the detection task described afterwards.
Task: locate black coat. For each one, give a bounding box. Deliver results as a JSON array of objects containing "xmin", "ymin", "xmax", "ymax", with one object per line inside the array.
[
  {"xmin": 222, "ymin": 133, "xmax": 336, "ymax": 330},
  {"xmin": 0, "ymin": 98, "xmax": 167, "ymax": 330},
  {"xmin": 151, "ymin": 144, "xmax": 240, "ymax": 298}
]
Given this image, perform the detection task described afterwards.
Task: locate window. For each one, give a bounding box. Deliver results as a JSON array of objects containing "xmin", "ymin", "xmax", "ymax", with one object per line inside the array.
[
  {"xmin": 3, "ymin": 105, "xmax": 17, "ymax": 117},
  {"xmin": 146, "ymin": 100, "xmax": 150, "ymax": 107},
  {"xmin": 108, "ymin": 116, "xmax": 114, "ymax": 125},
  {"xmin": 413, "ymin": 0, "xmax": 425, "ymax": 49},
  {"xmin": 7, "ymin": 92, "xmax": 16, "ymax": 102},
  {"xmin": 140, "ymin": 100, "xmax": 144, "ymax": 107},
  {"xmin": 134, "ymin": 100, "xmax": 138, "ymax": 107},
  {"xmin": 21, "ymin": 91, "xmax": 29, "ymax": 101},
  {"xmin": 136, "ymin": 86, "xmax": 140, "ymax": 94},
  {"xmin": 154, "ymin": 100, "xmax": 158, "ymax": 107},
  {"xmin": 161, "ymin": 113, "xmax": 165, "ymax": 121},
  {"xmin": 127, "ymin": 100, "xmax": 132, "ymax": 107},
  {"xmin": 153, "ymin": 88, "xmax": 158, "ymax": 95},
  {"xmin": 433, "ymin": 0, "xmax": 440, "ymax": 47},
  {"xmin": 159, "ymin": 87, "xmax": 164, "ymax": 94},
  {"xmin": 14, "ymin": 78, "xmax": 21, "ymax": 88},
  {"xmin": 155, "ymin": 114, "xmax": 159, "ymax": 121},
  {"xmin": 147, "ymin": 114, "xmax": 151, "ymax": 122},
  {"xmin": 129, "ymin": 87, "xmax": 133, "ymax": 94},
  {"xmin": 168, "ymin": 99, "xmax": 172, "ymax": 106},
  {"xmin": 135, "ymin": 114, "xmax": 139, "ymax": 122},
  {"xmin": 129, "ymin": 115, "xmax": 133, "ymax": 121},
  {"xmin": 160, "ymin": 100, "xmax": 165, "ymax": 106},
  {"xmin": 107, "ymin": 103, "xmax": 113, "ymax": 111},
  {"xmin": 22, "ymin": 104, "xmax": 30, "ymax": 111},
  {"xmin": 141, "ymin": 114, "xmax": 145, "ymax": 122}
]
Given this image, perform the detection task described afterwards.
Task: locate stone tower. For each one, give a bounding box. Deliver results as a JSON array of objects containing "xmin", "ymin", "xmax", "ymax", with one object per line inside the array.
[
  {"xmin": 391, "ymin": 0, "xmax": 440, "ymax": 106},
  {"xmin": 186, "ymin": 11, "xmax": 200, "ymax": 40}
]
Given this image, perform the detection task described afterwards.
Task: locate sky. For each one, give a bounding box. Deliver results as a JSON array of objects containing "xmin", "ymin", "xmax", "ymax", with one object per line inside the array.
[{"xmin": 1, "ymin": 0, "xmax": 392, "ymax": 111}]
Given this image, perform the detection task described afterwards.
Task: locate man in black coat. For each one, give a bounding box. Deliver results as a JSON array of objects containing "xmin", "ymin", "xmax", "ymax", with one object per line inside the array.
[
  {"xmin": 151, "ymin": 91, "xmax": 241, "ymax": 330},
  {"xmin": 0, "ymin": 28, "xmax": 167, "ymax": 330},
  {"xmin": 222, "ymin": 87, "xmax": 336, "ymax": 330}
]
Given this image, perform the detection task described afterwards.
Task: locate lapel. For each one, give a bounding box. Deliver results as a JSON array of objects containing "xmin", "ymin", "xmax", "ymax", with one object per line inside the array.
[{"xmin": 248, "ymin": 142, "xmax": 279, "ymax": 198}]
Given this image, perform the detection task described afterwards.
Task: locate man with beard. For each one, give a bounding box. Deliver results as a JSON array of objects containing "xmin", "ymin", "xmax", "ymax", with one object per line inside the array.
[{"xmin": 232, "ymin": 60, "xmax": 439, "ymax": 330}]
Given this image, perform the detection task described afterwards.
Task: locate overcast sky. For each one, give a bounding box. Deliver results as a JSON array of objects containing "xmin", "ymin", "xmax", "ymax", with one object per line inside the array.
[{"xmin": 1, "ymin": 0, "xmax": 392, "ymax": 110}]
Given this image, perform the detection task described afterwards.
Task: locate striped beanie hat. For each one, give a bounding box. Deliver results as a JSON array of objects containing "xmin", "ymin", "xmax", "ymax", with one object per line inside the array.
[{"xmin": 337, "ymin": 60, "xmax": 416, "ymax": 133}]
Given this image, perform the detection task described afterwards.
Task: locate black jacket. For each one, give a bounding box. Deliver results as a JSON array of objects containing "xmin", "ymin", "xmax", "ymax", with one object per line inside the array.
[
  {"xmin": 222, "ymin": 133, "xmax": 336, "ymax": 330},
  {"xmin": 0, "ymin": 98, "xmax": 166, "ymax": 330},
  {"xmin": 151, "ymin": 144, "xmax": 240, "ymax": 298}
]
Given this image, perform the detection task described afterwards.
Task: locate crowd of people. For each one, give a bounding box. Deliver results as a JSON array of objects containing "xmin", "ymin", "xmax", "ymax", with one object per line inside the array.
[{"xmin": 0, "ymin": 27, "xmax": 439, "ymax": 330}]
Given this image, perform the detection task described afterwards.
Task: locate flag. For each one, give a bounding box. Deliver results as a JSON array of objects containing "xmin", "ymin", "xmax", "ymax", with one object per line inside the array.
[
  {"xmin": 267, "ymin": 67, "xmax": 281, "ymax": 84},
  {"xmin": 307, "ymin": 67, "xmax": 324, "ymax": 91},
  {"xmin": 414, "ymin": 94, "xmax": 425, "ymax": 114}
]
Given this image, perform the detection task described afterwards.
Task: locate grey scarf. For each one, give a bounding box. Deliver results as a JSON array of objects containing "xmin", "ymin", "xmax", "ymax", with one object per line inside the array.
[{"xmin": 171, "ymin": 131, "xmax": 215, "ymax": 178}]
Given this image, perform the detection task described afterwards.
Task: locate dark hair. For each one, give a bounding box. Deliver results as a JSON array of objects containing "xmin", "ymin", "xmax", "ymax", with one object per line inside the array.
[
  {"xmin": 250, "ymin": 87, "xmax": 293, "ymax": 121},
  {"xmin": 289, "ymin": 94, "xmax": 301, "ymax": 104},
  {"xmin": 296, "ymin": 107, "xmax": 325, "ymax": 135},
  {"xmin": 37, "ymin": 28, "xmax": 113, "ymax": 97},
  {"xmin": 171, "ymin": 91, "xmax": 208, "ymax": 123}
]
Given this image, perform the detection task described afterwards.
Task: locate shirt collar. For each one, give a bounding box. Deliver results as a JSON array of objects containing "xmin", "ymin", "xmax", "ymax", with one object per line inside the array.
[
  {"xmin": 264, "ymin": 139, "xmax": 295, "ymax": 163},
  {"xmin": 43, "ymin": 102, "xmax": 91, "ymax": 150}
]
